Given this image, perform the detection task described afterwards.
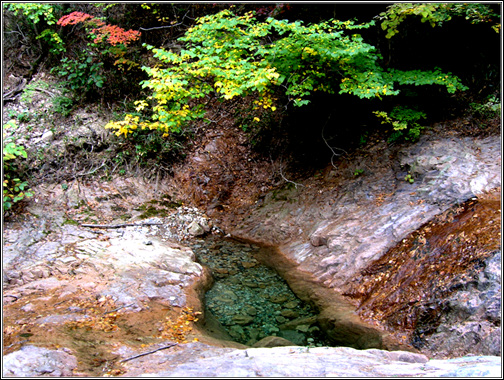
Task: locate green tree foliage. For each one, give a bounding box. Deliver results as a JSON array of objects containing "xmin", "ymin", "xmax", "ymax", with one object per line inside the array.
[
  {"xmin": 377, "ymin": 3, "xmax": 501, "ymax": 39},
  {"xmin": 106, "ymin": 9, "xmax": 468, "ymax": 137},
  {"xmin": 4, "ymin": 3, "xmax": 58, "ymax": 24},
  {"xmin": 3, "ymin": 3, "xmax": 66, "ymax": 54}
]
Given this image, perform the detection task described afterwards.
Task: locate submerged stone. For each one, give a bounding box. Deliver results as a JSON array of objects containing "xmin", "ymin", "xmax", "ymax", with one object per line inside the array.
[
  {"xmin": 284, "ymin": 300, "xmax": 298, "ymax": 309},
  {"xmin": 232, "ymin": 314, "xmax": 255, "ymax": 325},
  {"xmin": 244, "ymin": 306, "xmax": 257, "ymax": 316},
  {"xmin": 252, "ymin": 336, "xmax": 297, "ymax": 347},
  {"xmin": 281, "ymin": 309, "xmax": 299, "ymax": 319},
  {"xmin": 270, "ymin": 295, "xmax": 289, "ymax": 303}
]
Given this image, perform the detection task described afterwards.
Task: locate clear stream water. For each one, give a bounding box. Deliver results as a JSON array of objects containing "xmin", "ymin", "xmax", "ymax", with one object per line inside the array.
[{"xmin": 190, "ymin": 237, "xmax": 330, "ymax": 346}]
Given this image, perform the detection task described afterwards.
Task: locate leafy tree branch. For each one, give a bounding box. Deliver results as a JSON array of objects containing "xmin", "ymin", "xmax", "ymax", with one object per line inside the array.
[
  {"xmin": 106, "ymin": 9, "xmax": 468, "ymax": 138},
  {"xmin": 377, "ymin": 3, "xmax": 501, "ymax": 39}
]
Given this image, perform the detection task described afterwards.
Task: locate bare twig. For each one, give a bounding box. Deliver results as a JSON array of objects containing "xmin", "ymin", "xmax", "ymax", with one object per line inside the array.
[
  {"xmin": 75, "ymin": 161, "xmax": 106, "ymax": 177},
  {"xmin": 81, "ymin": 222, "xmax": 163, "ymax": 229},
  {"xmin": 139, "ymin": 23, "xmax": 186, "ymax": 31},
  {"xmin": 3, "ymin": 77, "xmax": 26, "ymax": 101},
  {"xmin": 139, "ymin": 9, "xmax": 193, "ymax": 31},
  {"xmin": 4, "ymin": 295, "xmax": 20, "ymax": 301},
  {"xmin": 272, "ymin": 157, "xmax": 304, "ymax": 189},
  {"xmin": 103, "ymin": 303, "xmax": 134, "ymax": 315},
  {"xmin": 120, "ymin": 343, "xmax": 178, "ymax": 363},
  {"xmin": 32, "ymin": 87, "xmax": 56, "ymax": 98},
  {"xmin": 321, "ymin": 114, "xmax": 347, "ymax": 168},
  {"xmin": 278, "ymin": 164, "xmax": 305, "ymax": 188}
]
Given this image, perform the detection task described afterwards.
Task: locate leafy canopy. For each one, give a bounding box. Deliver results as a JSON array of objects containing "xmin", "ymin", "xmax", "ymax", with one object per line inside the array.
[
  {"xmin": 106, "ymin": 9, "xmax": 468, "ymax": 137},
  {"xmin": 3, "ymin": 3, "xmax": 58, "ymax": 25},
  {"xmin": 377, "ymin": 3, "xmax": 501, "ymax": 38}
]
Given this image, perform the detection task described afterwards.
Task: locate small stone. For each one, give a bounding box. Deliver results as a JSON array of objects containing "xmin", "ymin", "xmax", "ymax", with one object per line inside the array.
[
  {"xmin": 214, "ymin": 296, "xmax": 234, "ymax": 304},
  {"xmin": 252, "ymin": 336, "xmax": 297, "ymax": 347},
  {"xmin": 270, "ymin": 295, "xmax": 289, "ymax": 304},
  {"xmin": 229, "ymin": 325, "xmax": 245, "ymax": 340},
  {"xmin": 6, "ymin": 271, "xmax": 20, "ymax": 279},
  {"xmin": 244, "ymin": 306, "xmax": 257, "ymax": 316},
  {"xmin": 242, "ymin": 280, "xmax": 258, "ymax": 288},
  {"xmin": 296, "ymin": 324, "xmax": 310, "ymax": 332},
  {"xmin": 59, "ymin": 257, "xmax": 77, "ymax": 263},
  {"xmin": 279, "ymin": 330, "xmax": 306, "ymax": 346},
  {"xmin": 246, "ymin": 338, "xmax": 258, "ymax": 346},
  {"xmin": 21, "ymin": 303, "xmax": 35, "ymax": 312},
  {"xmin": 30, "ymin": 268, "xmax": 46, "ymax": 278},
  {"xmin": 284, "ymin": 301, "xmax": 298, "ymax": 309},
  {"xmin": 276, "ymin": 316, "xmax": 287, "ymax": 323},
  {"xmin": 213, "ymin": 289, "xmax": 237, "ymax": 304},
  {"xmin": 310, "ymin": 234, "xmax": 328, "ymax": 247},
  {"xmin": 222, "ymin": 290, "xmax": 237, "ymax": 300},
  {"xmin": 279, "ymin": 316, "xmax": 317, "ymax": 330},
  {"xmin": 187, "ymin": 221, "xmax": 205, "ymax": 236},
  {"xmin": 249, "ymin": 328, "xmax": 260, "ymax": 340},
  {"xmin": 199, "ymin": 219, "xmax": 212, "ymax": 232},
  {"xmin": 281, "ymin": 309, "xmax": 299, "ymax": 319},
  {"xmin": 21, "ymin": 271, "xmax": 35, "ymax": 281},
  {"xmin": 67, "ymin": 306, "xmax": 84, "ymax": 312},
  {"xmin": 41, "ymin": 130, "xmax": 54, "ymax": 142},
  {"xmin": 232, "ymin": 314, "xmax": 254, "ymax": 326},
  {"xmin": 241, "ymin": 261, "xmax": 257, "ymax": 269}
]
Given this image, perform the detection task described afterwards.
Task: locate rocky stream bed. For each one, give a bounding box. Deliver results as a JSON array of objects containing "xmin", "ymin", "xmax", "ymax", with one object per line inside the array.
[{"xmin": 2, "ymin": 122, "xmax": 502, "ymax": 377}]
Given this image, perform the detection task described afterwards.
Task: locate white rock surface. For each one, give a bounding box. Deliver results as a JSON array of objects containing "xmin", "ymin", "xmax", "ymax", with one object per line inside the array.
[
  {"xmin": 3, "ymin": 345, "xmax": 77, "ymax": 377},
  {"xmin": 148, "ymin": 346, "xmax": 501, "ymax": 377}
]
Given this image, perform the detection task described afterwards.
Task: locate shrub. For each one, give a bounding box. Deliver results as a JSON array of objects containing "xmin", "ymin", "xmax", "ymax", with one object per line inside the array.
[
  {"xmin": 52, "ymin": 95, "xmax": 74, "ymax": 116},
  {"xmin": 52, "ymin": 10, "xmax": 142, "ymax": 100},
  {"xmin": 51, "ymin": 56, "xmax": 104, "ymax": 96},
  {"xmin": 373, "ymin": 106, "xmax": 427, "ymax": 142},
  {"xmin": 3, "ymin": 120, "xmax": 33, "ymax": 212},
  {"xmin": 470, "ymin": 94, "xmax": 501, "ymax": 119}
]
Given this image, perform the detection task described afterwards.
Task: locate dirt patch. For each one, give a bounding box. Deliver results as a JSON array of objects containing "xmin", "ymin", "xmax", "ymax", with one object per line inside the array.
[
  {"xmin": 168, "ymin": 110, "xmax": 279, "ymax": 221},
  {"xmin": 3, "ymin": 284, "xmax": 179, "ymax": 376}
]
